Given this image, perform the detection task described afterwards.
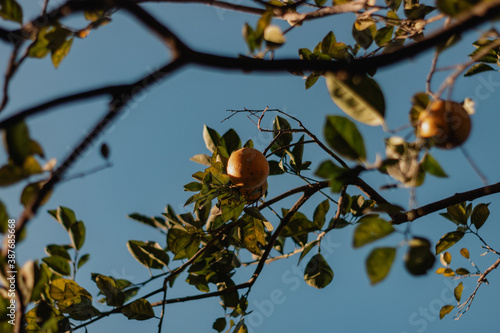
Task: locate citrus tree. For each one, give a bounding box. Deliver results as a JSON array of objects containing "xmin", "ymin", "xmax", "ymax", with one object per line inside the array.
[{"xmin": 1, "ymin": 0, "xmax": 500, "ymax": 332}]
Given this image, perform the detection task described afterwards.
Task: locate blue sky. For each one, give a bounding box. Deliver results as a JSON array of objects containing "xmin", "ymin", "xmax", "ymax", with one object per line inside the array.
[{"xmin": 2, "ymin": 1, "xmax": 500, "ymax": 332}]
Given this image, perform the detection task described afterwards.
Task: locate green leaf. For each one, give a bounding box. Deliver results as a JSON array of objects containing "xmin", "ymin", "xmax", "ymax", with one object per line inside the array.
[
  {"xmin": 454, "ymin": 282, "xmax": 463, "ymax": 302},
  {"xmin": 28, "ymin": 26, "xmax": 51, "ymax": 58},
  {"xmin": 353, "ymin": 215, "xmax": 394, "ymax": 248},
  {"xmin": 439, "ymin": 305, "xmax": 454, "ymax": 319},
  {"xmin": 280, "ymin": 211, "xmax": 318, "ymax": 237},
  {"xmin": 95, "ymin": 274, "xmax": 125, "ymax": 307},
  {"xmin": 298, "ymin": 240, "xmax": 319, "ymax": 265},
  {"xmin": 321, "ymin": 31, "xmax": 336, "ymax": 55},
  {"xmin": 447, "ymin": 203, "xmax": 467, "ymax": 225},
  {"xmin": 220, "ymin": 200, "xmax": 245, "ymax": 223},
  {"xmin": 352, "ymin": 20, "xmax": 376, "ymax": 49},
  {"xmin": 70, "ymin": 221, "xmax": 86, "ymax": 250},
  {"xmin": 471, "ymin": 203, "xmax": 490, "ymax": 229},
  {"xmin": 374, "ymin": 26, "xmax": 394, "ymax": 47},
  {"xmin": 325, "ymin": 72, "xmax": 385, "ymax": 126},
  {"xmin": 22, "ymin": 155, "xmax": 43, "ymax": 176},
  {"xmin": 239, "ymin": 215, "xmax": 266, "ymax": 255},
  {"xmin": 20, "ymin": 181, "xmax": 52, "ymax": 208},
  {"xmin": 186, "ymin": 274, "xmax": 210, "ymax": 292},
  {"xmin": 221, "ymin": 129, "xmax": 241, "ymax": 155},
  {"xmin": 218, "ymin": 280, "xmax": 239, "ymax": 309},
  {"xmin": 213, "ymin": 317, "xmax": 227, "ymax": 332},
  {"xmin": 435, "ymin": 231, "xmax": 465, "ymax": 254},
  {"xmin": 243, "ymin": 23, "xmax": 257, "ymax": 53},
  {"xmin": 313, "ymin": 200, "xmax": 329, "ymax": 229},
  {"xmin": 421, "ymin": 153, "xmax": 448, "ymax": 178},
  {"xmin": 405, "ymin": 238, "xmax": 436, "ymax": 275},
  {"xmin": 77, "ymin": 254, "xmax": 90, "ymax": 269},
  {"xmin": 304, "ymin": 254, "xmax": 334, "ymax": 289},
  {"xmin": 243, "ymin": 207, "xmax": 268, "ymax": 223},
  {"xmin": 55, "ymin": 206, "xmax": 77, "ymax": 230},
  {"xmin": 3, "ymin": 121, "xmax": 31, "ymax": 166},
  {"xmin": 127, "ymin": 213, "xmax": 157, "ymax": 228},
  {"xmin": 366, "ymin": 247, "xmax": 396, "ymax": 285},
  {"xmin": 0, "ymin": 162, "xmax": 25, "ymax": 186},
  {"xmin": 128, "ymin": 240, "xmax": 171, "ymax": 268},
  {"xmin": 167, "ymin": 229, "xmax": 200, "ymax": 260},
  {"xmin": 51, "ymin": 37, "xmax": 73, "ymax": 68},
  {"xmin": 0, "ymin": 0, "xmax": 23, "ymax": 24},
  {"xmin": 184, "ymin": 181, "xmax": 202, "ymax": 192},
  {"xmin": 464, "ymin": 63, "xmax": 495, "ymax": 77},
  {"xmin": 271, "ymin": 116, "xmax": 293, "ymax": 156},
  {"xmin": 455, "ymin": 268, "xmax": 469, "ymax": 275},
  {"xmin": 305, "ymin": 73, "xmax": 320, "ymax": 90},
  {"xmin": 42, "ymin": 256, "xmax": 71, "ymax": 276},
  {"xmin": 45, "ymin": 244, "xmax": 71, "ymax": 261},
  {"xmin": 324, "ymin": 115, "xmax": 366, "ymax": 161},
  {"xmin": 315, "ymin": 160, "xmax": 350, "ymax": 192},
  {"xmin": 203, "ymin": 125, "xmax": 220, "ymax": 153},
  {"xmin": 122, "ymin": 299, "xmax": 155, "ymax": 320}
]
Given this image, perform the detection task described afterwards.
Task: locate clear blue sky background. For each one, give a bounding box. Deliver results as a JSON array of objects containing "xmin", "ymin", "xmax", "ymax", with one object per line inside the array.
[{"xmin": 1, "ymin": 1, "xmax": 500, "ymax": 332}]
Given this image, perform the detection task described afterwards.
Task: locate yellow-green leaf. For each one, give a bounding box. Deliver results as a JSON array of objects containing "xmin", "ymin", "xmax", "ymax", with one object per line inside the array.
[
  {"xmin": 366, "ymin": 247, "xmax": 396, "ymax": 285},
  {"xmin": 439, "ymin": 305, "xmax": 454, "ymax": 319},
  {"xmin": 353, "ymin": 215, "xmax": 394, "ymax": 248},
  {"xmin": 325, "ymin": 72, "xmax": 385, "ymax": 126}
]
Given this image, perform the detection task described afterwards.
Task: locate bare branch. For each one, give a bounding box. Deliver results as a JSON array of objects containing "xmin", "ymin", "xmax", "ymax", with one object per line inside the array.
[{"xmin": 391, "ymin": 182, "xmax": 500, "ymax": 224}]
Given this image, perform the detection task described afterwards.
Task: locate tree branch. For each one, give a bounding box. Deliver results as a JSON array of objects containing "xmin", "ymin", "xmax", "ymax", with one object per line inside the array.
[{"xmin": 391, "ymin": 182, "xmax": 500, "ymax": 224}]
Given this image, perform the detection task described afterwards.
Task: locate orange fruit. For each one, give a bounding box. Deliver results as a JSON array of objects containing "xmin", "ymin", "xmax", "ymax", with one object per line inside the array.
[
  {"xmin": 417, "ymin": 100, "xmax": 471, "ymax": 149},
  {"xmin": 227, "ymin": 148, "xmax": 269, "ymax": 189},
  {"xmin": 240, "ymin": 181, "xmax": 268, "ymax": 203}
]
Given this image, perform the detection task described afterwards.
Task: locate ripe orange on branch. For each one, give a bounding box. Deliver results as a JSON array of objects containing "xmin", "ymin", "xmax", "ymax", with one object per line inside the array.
[
  {"xmin": 417, "ymin": 100, "xmax": 471, "ymax": 149},
  {"xmin": 226, "ymin": 148, "xmax": 269, "ymax": 189}
]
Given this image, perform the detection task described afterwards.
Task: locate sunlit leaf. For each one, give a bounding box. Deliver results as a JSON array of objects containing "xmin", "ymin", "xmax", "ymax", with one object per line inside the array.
[
  {"xmin": 435, "ymin": 231, "xmax": 464, "ymax": 254},
  {"xmin": 439, "ymin": 305, "xmax": 454, "ymax": 319},
  {"xmin": 464, "ymin": 63, "xmax": 495, "ymax": 77},
  {"xmin": 353, "ymin": 215, "xmax": 394, "ymax": 248},
  {"xmin": 95, "ymin": 274, "xmax": 125, "ymax": 307},
  {"xmin": 239, "ymin": 215, "xmax": 266, "ymax": 255},
  {"xmin": 471, "ymin": 203, "xmax": 490, "ymax": 229},
  {"xmin": 203, "ymin": 125, "xmax": 220, "ymax": 153},
  {"xmin": 325, "ymin": 72, "xmax": 385, "ymax": 126},
  {"xmin": 460, "ymin": 248, "xmax": 470, "ymax": 259}
]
